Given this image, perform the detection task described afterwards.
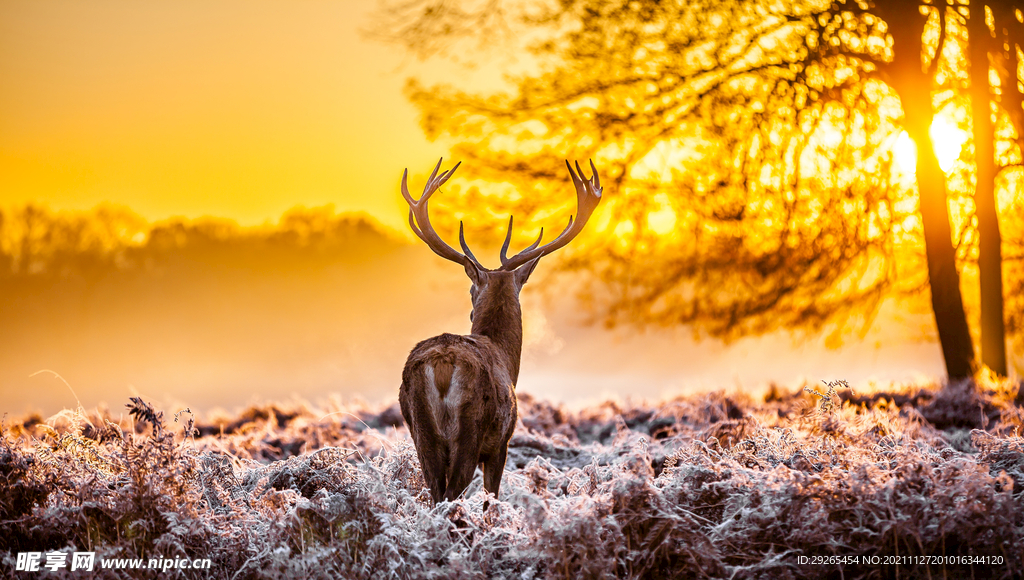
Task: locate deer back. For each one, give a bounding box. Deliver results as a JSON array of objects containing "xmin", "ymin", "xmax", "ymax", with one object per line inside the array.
[{"xmin": 400, "ymin": 333, "xmax": 517, "ymax": 455}]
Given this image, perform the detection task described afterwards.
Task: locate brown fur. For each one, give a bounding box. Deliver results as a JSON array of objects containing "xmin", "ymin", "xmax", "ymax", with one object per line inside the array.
[
  {"xmin": 433, "ymin": 360, "xmax": 454, "ymax": 400},
  {"xmin": 400, "ymin": 273, "xmax": 524, "ymax": 505}
]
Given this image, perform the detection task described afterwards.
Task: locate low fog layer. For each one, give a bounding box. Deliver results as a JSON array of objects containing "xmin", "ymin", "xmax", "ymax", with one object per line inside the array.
[{"xmin": 0, "ymin": 208, "xmax": 945, "ymax": 416}]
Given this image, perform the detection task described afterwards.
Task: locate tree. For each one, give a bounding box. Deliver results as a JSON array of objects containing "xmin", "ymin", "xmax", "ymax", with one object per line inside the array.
[
  {"xmin": 870, "ymin": 0, "xmax": 974, "ymax": 378},
  {"xmin": 966, "ymin": 1, "xmax": 1007, "ymax": 376},
  {"xmin": 989, "ymin": 3, "xmax": 1024, "ymax": 372},
  {"xmin": 375, "ymin": 0, "xmax": 1021, "ymax": 379}
]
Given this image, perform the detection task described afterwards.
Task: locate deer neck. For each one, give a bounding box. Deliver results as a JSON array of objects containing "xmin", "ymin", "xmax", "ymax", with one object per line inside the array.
[{"xmin": 470, "ymin": 285, "xmax": 524, "ymax": 385}]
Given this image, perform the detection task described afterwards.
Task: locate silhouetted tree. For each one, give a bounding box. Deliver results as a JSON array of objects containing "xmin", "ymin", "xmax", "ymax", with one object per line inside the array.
[
  {"xmin": 966, "ymin": 1, "xmax": 1007, "ymax": 375},
  {"xmin": 989, "ymin": 3, "xmax": 1024, "ymax": 371},
  {"xmin": 867, "ymin": 0, "xmax": 974, "ymax": 378}
]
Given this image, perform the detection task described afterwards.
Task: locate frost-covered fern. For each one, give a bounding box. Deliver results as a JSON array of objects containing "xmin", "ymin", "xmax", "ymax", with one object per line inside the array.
[{"xmin": 2, "ymin": 381, "xmax": 1023, "ymax": 579}]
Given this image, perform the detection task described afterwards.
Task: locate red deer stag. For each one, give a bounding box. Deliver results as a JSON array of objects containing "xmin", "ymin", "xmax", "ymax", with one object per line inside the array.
[{"xmin": 399, "ymin": 159, "xmax": 602, "ymax": 505}]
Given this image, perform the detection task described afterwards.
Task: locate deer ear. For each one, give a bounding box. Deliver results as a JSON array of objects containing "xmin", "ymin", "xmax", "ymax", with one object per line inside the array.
[
  {"xmin": 514, "ymin": 256, "xmax": 542, "ymax": 289},
  {"xmin": 464, "ymin": 260, "xmax": 485, "ymax": 285}
]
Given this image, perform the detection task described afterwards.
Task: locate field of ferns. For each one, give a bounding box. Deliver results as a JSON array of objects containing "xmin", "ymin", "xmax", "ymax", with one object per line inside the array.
[{"xmin": 3, "ymin": 378, "xmax": 1024, "ymax": 579}]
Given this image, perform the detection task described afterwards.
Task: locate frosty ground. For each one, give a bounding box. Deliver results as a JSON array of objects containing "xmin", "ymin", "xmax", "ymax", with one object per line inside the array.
[{"xmin": 2, "ymin": 379, "xmax": 1023, "ymax": 579}]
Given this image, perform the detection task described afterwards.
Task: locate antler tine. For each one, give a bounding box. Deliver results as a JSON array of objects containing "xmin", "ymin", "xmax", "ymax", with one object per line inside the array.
[
  {"xmin": 499, "ymin": 216, "xmax": 545, "ymax": 267},
  {"xmin": 458, "ymin": 222, "xmax": 483, "ymax": 266},
  {"xmin": 426, "ymin": 157, "xmax": 443, "ymax": 187},
  {"xmin": 402, "ymin": 159, "xmax": 483, "ymax": 269},
  {"xmin": 568, "ymin": 159, "xmax": 584, "ymax": 191},
  {"xmin": 499, "ymin": 216, "xmax": 514, "ymax": 266},
  {"xmin": 498, "ymin": 160, "xmax": 602, "ymax": 271},
  {"xmin": 401, "ymin": 169, "xmax": 415, "ymax": 205}
]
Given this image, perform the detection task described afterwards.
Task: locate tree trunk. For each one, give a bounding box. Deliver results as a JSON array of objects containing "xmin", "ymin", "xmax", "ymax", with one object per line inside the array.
[
  {"xmin": 879, "ymin": 0, "xmax": 976, "ymax": 379},
  {"xmin": 993, "ymin": 5, "xmax": 1024, "ymax": 145},
  {"xmin": 968, "ymin": 2, "xmax": 1008, "ymax": 376}
]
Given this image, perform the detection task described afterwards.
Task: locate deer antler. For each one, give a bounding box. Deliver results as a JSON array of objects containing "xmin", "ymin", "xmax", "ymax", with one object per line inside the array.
[
  {"xmin": 403, "ymin": 158, "xmax": 602, "ymax": 272},
  {"xmin": 402, "ymin": 159, "xmax": 485, "ymax": 270},
  {"xmin": 498, "ymin": 160, "xmax": 603, "ymax": 271}
]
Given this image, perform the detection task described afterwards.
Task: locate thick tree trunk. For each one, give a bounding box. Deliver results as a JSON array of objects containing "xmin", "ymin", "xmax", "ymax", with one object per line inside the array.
[
  {"xmin": 880, "ymin": 0, "xmax": 976, "ymax": 379},
  {"xmin": 968, "ymin": 3, "xmax": 1008, "ymax": 376}
]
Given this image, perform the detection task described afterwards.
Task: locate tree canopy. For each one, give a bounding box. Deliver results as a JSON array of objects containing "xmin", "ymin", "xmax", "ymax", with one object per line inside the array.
[{"xmin": 376, "ymin": 0, "xmax": 1024, "ymax": 372}]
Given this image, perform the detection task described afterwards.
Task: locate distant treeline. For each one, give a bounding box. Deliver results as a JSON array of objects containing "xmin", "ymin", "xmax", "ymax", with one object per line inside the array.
[
  {"xmin": 0, "ymin": 204, "xmax": 447, "ymax": 415},
  {"xmin": 0, "ymin": 205, "xmax": 403, "ymax": 279}
]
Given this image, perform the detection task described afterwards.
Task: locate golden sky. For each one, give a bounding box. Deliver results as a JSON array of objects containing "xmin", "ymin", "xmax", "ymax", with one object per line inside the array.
[{"xmin": 0, "ymin": 0, "xmax": 459, "ymax": 229}]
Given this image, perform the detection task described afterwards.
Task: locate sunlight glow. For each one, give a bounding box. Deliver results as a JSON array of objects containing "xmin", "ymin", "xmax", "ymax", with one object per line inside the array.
[
  {"xmin": 893, "ymin": 131, "xmax": 916, "ymax": 171},
  {"xmin": 614, "ymin": 220, "xmax": 635, "ymax": 237},
  {"xmin": 929, "ymin": 117, "xmax": 968, "ymax": 172},
  {"xmin": 646, "ymin": 194, "xmax": 677, "ymax": 235},
  {"xmin": 891, "ymin": 116, "xmax": 968, "ymax": 175}
]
